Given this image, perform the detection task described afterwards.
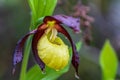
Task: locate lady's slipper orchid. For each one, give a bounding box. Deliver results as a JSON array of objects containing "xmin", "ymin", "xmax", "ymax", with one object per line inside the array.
[{"xmin": 13, "ymin": 15, "xmax": 80, "ymax": 77}]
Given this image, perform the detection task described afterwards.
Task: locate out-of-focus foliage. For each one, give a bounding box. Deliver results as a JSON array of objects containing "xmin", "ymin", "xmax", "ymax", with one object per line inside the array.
[
  {"xmin": 100, "ymin": 40, "xmax": 118, "ymax": 80},
  {"xmin": 0, "ymin": 0, "xmax": 21, "ymax": 7}
]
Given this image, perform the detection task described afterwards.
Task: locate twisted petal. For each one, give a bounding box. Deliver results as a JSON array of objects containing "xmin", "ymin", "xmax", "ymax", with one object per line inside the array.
[
  {"xmin": 32, "ymin": 24, "xmax": 47, "ymax": 71},
  {"xmin": 53, "ymin": 15, "xmax": 80, "ymax": 33},
  {"xmin": 13, "ymin": 29, "xmax": 37, "ymax": 74},
  {"xmin": 55, "ymin": 24, "xmax": 79, "ymax": 77}
]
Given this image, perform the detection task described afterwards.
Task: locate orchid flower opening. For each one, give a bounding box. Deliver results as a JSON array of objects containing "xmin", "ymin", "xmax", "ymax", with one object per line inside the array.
[{"xmin": 13, "ymin": 15, "xmax": 80, "ymax": 78}]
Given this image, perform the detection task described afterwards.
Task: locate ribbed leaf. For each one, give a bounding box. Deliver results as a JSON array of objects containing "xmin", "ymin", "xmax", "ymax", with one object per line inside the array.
[
  {"xmin": 27, "ymin": 60, "xmax": 70, "ymax": 80},
  {"xmin": 99, "ymin": 40, "xmax": 118, "ymax": 80},
  {"xmin": 28, "ymin": 0, "xmax": 57, "ymax": 30}
]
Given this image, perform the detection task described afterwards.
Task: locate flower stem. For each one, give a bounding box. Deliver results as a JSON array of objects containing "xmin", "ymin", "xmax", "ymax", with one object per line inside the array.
[{"xmin": 19, "ymin": 37, "xmax": 32, "ymax": 80}]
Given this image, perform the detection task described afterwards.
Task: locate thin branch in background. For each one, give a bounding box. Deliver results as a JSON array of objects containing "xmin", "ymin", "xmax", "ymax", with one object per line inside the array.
[{"xmin": 72, "ymin": 1, "xmax": 94, "ymax": 45}]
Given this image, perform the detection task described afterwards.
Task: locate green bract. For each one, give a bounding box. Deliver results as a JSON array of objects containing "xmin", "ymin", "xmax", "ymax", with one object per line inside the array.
[{"xmin": 100, "ymin": 40, "xmax": 118, "ymax": 80}]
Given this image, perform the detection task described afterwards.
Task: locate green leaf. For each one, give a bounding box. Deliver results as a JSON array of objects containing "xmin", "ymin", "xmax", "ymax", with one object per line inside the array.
[
  {"xmin": 99, "ymin": 40, "xmax": 118, "ymax": 80},
  {"xmin": 28, "ymin": 0, "xmax": 57, "ymax": 30},
  {"xmin": 27, "ymin": 60, "xmax": 70, "ymax": 80}
]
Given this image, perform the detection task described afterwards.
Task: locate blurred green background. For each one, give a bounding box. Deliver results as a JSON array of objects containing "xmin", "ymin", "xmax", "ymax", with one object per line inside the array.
[{"xmin": 0, "ymin": 0, "xmax": 120, "ymax": 80}]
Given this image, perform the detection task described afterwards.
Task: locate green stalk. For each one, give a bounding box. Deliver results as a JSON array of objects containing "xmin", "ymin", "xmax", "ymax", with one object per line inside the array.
[{"xmin": 19, "ymin": 37, "xmax": 32, "ymax": 80}]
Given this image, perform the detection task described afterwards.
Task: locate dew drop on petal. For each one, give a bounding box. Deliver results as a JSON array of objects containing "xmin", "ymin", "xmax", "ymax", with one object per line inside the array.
[{"xmin": 42, "ymin": 70, "xmax": 46, "ymax": 74}]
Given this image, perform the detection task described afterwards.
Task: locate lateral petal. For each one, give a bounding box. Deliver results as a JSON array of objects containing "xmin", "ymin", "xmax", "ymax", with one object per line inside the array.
[
  {"xmin": 55, "ymin": 24, "xmax": 79, "ymax": 77},
  {"xmin": 32, "ymin": 24, "xmax": 47, "ymax": 71},
  {"xmin": 13, "ymin": 29, "xmax": 36, "ymax": 74}
]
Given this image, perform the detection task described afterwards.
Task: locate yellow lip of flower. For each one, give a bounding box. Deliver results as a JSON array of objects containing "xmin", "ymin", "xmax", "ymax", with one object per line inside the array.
[
  {"xmin": 37, "ymin": 20, "xmax": 69, "ymax": 71},
  {"xmin": 37, "ymin": 34, "xmax": 69, "ymax": 71}
]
